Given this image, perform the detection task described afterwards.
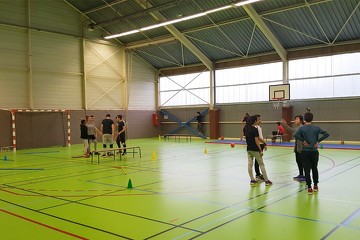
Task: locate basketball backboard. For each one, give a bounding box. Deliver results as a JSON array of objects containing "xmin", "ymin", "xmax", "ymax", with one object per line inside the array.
[{"xmin": 269, "ymin": 84, "xmax": 290, "ymax": 101}]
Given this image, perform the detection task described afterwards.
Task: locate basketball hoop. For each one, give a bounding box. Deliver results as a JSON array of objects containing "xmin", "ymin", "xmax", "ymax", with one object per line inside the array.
[{"xmin": 272, "ymin": 98, "xmax": 284, "ymax": 110}]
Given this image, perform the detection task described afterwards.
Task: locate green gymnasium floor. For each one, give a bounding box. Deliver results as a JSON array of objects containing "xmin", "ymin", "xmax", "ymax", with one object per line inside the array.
[{"xmin": 1, "ymin": 138, "xmax": 359, "ymax": 240}]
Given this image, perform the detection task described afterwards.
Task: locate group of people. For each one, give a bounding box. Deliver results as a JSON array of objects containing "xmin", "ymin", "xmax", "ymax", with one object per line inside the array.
[
  {"xmin": 80, "ymin": 114, "xmax": 127, "ymax": 158},
  {"xmin": 243, "ymin": 111, "xmax": 329, "ymax": 195}
]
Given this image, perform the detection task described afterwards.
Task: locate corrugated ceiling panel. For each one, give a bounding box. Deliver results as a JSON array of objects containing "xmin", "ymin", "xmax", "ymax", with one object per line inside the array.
[
  {"xmin": 159, "ymin": 1, "xmax": 203, "ymax": 19},
  {"xmin": 311, "ymin": 0, "xmax": 360, "ymax": 42},
  {"xmin": 67, "ymin": 0, "xmax": 103, "ymax": 12},
  {"xmin": 126, "ymin": 15, "xmax": 160, "ymax": 29},
  {"xmin": 110, "ymin": 0, "xmax": 144, "ymax": 16},
  {"xmin": 265, "ymin": 8, "xmax": 330, "ymax": 43},
  {"xmin": 133, "ymin": 40, "xmax": 202, "ymax": 69},
  {"xmin": 172, "ymin": 15, "xmax": 213, "ymax": 32},
  {"xmin": 134, "ymin": 43, "xmax": 183, "ymax": 67},
  {"xmin": 213, "ymin": 19, "xmax": 256, "ymax": 55},
  {"xmin": 247, "ymin": 27, "xmax": 276, "ymax": 55},
  {"xmin": 186, "ymin": 29, "xmax": 244, "ymax": 58},
  {"xmin": 187, "ymin": 36, "xmax": 238, "ymax": 61},
  {"xmin": 206, "ymin": 7, "xmax": 247, "ymax": 24},
  {"xmin": 133, "ymin": 50, "xmax": 170, "ymax": 69},
  {"xmin": 65, "ymin": 0, "xmax": 360, "ymax": 70},
  {"xmin": 87, "ymin": 8, "xmax": 118, "ymax": 23},
  {"xmin": 338, "ymin": 6, "xmax": 360, "ymax": 41},
  {"xmin": 254, "ymin": 0, "xmax": 303, "ymax": 13},
  {"xmin": 265, "ymin": 18, "xmax": 322, "ymax": 49}
]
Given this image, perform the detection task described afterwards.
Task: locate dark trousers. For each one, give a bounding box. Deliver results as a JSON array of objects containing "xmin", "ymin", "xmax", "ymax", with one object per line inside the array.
[
  {"xmin": 301, "ymin": 151, "xmax": 319, "ymax": 188},
  {"xmin": 254, "ymin": 144, "xmax": 265, "ymax": 176},
  {"xmin": 197, "ymin": 122, "xmax": 204, "ymax": 134},
  {"xmin": 295, "ymin": 152, "xmax": 304, "ymax": 176},
  {"xmin": 116, "ymin": 134, "xmax": 126, "ymax": 153}
]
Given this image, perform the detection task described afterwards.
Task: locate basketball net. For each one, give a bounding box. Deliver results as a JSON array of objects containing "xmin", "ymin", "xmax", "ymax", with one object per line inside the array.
[{"xmin": 272, "ymin": 98, "xmax": 284, "ymax": 110}]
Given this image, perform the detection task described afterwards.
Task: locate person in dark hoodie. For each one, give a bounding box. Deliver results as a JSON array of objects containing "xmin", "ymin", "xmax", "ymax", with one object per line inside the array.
[{"xmin": 294, "ymin": 112, "xmax": 329, "ymax": 195}]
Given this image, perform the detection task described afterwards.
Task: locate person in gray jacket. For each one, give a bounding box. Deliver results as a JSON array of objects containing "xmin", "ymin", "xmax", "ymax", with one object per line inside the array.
[{"xmin": 281, "ymin": 115, "xmax": 305, "ymax": 182}]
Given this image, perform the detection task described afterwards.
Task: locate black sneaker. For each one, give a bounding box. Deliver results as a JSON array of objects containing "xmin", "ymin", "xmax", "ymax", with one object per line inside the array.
[
  {"xmin": 101, "ymin": 154, "xmax": 106, "ymax": 158},
  {"xmin": 121, "ymin": 152, "xmax": 126, "ymax": 156}
]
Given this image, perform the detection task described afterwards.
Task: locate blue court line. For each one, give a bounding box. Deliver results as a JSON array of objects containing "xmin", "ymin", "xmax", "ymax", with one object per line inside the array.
[
  {"xmin": 321, "ymin": 208, "xmax": 360, "ymax": 239},
  {"xmin": 0, "ymin": 168, "xmax": 44, "ymax": 171},
  {"xmin": 206, "ymin": 140, "xmax": 360, "ymax": 150},
  {"xmin": 24, "ymin": 151, "xmax": 60, "ymax": 154}
]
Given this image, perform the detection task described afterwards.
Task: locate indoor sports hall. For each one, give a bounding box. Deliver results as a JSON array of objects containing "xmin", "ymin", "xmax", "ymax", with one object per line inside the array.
[{"xmin": 0, "ymin": 0, "xmax": 359, "ymax": 239}]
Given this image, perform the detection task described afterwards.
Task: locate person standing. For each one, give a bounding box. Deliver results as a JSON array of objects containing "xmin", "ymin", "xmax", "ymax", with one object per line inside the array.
[
  {"xmin": 100, "ymin": 114, "xmax": 115, "ymax": 157},
  {"xmin": 254, "ymin": 114, "xmax": 267, "ymax": 181},
  {"xmin": 195, "ymin": 111, "xmax": 204, "ymax": 134},
  {"xmin": 86, "ymin": 115, "xmax": 101, "ymax": 155},
  {"xmin": 116, "ymin": 115, "xmax": 127, "ymax": 155},
  {"xmin": 80, "ymin": 119, "xmax": 89, "ymax": 158},
  {"xmin": 241, "ymin": 112, "xmax": 250, "ymax": 141},
  {"xmin": 244, "ymin": 115, "xmax": 272, "ymax": 186},
  {"xmin": 281, "ymin": 115, "xmax": 305, "ymax": 182},
  {"xmin": 294, "ymin": 112, "xmax": 329, "ymax": 195}
]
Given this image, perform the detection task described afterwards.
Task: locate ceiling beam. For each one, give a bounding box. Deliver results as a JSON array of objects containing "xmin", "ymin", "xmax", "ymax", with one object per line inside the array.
[
  {"xmin": 243, "ymin": 5, "xmax": 287, "ymax": 61},
  {"xmin": 163, "ymin": 25, "xmax": 213, "ymax": 70},
  {"xmin": 89, "ymin": 0, "xmax": 191, "ymax": 29},
  {"xmin": 126, "ymin": 37, "xmax": 176, "ymax": 49},
  {"xmin": 110, "ymin": 0, "xmax": 333, "ymax": 52},
  {"xmin": 133, "ymin": 0, "xmax": 213, "ymax": 70}
]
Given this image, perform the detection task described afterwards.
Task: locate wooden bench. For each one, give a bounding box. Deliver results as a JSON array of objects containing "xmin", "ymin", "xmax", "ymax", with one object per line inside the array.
[
  {"xmin": 90, "ymin": 146, "xmax": 141, "ymax": 164},
  {"xmin": 164, "ymin": 134, "xmax": 192, "ymax": 142}
]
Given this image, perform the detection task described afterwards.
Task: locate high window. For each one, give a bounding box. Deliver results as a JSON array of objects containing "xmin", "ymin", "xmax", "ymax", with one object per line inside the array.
[{"xmin": 289, "ymin": 52, "xmax": 360, "ymax": 99}]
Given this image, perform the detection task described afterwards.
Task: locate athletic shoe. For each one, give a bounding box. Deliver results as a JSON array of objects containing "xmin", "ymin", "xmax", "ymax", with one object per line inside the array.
[
  {"xmin": 299, "ymin": 176, "xmax": 306, "ymax": 183},
  {"xmin": 256, "ymin": 175, "xmax": 265, "ymax": 181},
  {"xmin": 102, "ymin": 154, "xmax": 107, "ymax": 157},
  {"xmin": 265, "ymin": 180, "xmax": 273, "ymax": 186},
  {"xmin": 94, "ymin": 152, "xmax": 100, "ymax": 155},
  {"xmin": 314, "ymin": 185, "xmax": 318, "ymax": 192},
  {"xmin": 121, "ymin": 152, "xmax": 127, "ymax": 156},
  {"xmin": 293, "ymin": 175, "xmax": 302, "ymax": 181},
  {"xmin": 308, "ymin": 188, "xmax": 313, "ymax": 195},
  {"xmin": 250, "ymin": 180, "xmax": 258, "ymax": 186}
]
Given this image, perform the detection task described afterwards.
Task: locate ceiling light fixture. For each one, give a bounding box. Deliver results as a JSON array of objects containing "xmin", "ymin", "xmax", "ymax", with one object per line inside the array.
[{"xmin": 104, "ymin": 0, "xmax": 262, "ymax": 39}]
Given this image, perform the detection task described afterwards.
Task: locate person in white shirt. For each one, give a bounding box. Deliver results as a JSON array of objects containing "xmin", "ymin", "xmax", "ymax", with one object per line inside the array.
[{"xmin": 254, "ymin": 115, "xmax": 267, "ymax": 181}]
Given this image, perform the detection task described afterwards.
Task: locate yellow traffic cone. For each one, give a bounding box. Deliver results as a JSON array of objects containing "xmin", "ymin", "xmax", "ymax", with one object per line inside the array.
[
  {"xmin": 152, "ymin": 150, "xmax": 157, "ymax": 161},
  {"xmin": 204, "ymin": 148, "xmax": 207, "ymax": 154}
]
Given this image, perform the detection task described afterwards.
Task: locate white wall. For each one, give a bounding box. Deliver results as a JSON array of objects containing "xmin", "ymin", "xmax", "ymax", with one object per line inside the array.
[{"xmin": 127, "ymin": 53, "xmax": 157, "ymax": 110}]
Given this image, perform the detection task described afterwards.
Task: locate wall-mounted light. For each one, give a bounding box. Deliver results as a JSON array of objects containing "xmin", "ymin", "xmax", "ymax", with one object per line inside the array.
[{"xmin": 104, "ymin": 0, "xmax": 261, "ymax": 39}]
